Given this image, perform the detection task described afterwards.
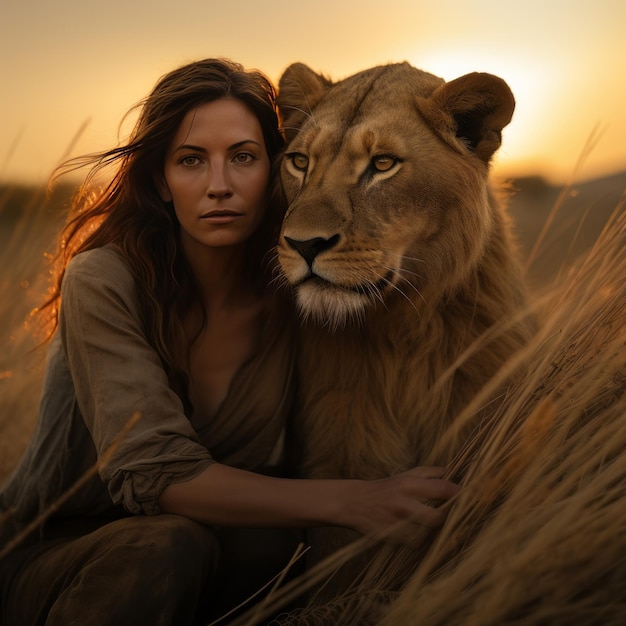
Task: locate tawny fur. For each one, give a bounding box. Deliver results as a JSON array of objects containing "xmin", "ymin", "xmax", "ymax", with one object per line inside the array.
[{"xmin": 276, "ymin": 62, "xmax": 533, "ymax": 483}]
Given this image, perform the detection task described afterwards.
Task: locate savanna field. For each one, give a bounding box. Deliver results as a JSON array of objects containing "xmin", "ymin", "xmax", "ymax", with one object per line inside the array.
[{"xmin": 1, "ymin": 170, "xmax": 625, "ymax": 624}]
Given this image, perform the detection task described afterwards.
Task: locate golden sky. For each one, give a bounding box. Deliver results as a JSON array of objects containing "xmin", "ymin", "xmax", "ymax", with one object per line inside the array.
[{"xmin": 1, "ymin": 0, "xmax": 625, "ymax": 185}]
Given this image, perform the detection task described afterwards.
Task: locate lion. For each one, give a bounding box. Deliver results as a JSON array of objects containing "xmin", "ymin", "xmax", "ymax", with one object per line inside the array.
[
  {"xmin": 274, "ymin": 62, "xmax": 535, "ymax": 597},
  {"xmin": 277, "ymin": 61, "xmax": 533, "ymax": 478}
]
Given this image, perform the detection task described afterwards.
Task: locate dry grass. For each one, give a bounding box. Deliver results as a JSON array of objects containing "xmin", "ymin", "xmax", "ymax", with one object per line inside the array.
[
  {"xmin": 377, "ymin": 204, "xmax": 626, "ymax": 626},
  {"xmin": 0, "ymin": 182, "xmax": 68, "ymax": 480},
  {"xmin": 0, "ymin": 175, "xmax": 624, "ymax": 626}
]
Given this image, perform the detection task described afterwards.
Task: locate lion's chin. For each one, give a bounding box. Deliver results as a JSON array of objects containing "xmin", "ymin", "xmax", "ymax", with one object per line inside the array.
[{"xmin": 295, "ymin": 280, "xmax": 369, "ymax": 331}]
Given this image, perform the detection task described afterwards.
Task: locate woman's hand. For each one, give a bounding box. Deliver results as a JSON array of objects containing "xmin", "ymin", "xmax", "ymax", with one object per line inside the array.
[{"xmin": 335, "ymin": 466, "xmax": 461, "ymax": 536}]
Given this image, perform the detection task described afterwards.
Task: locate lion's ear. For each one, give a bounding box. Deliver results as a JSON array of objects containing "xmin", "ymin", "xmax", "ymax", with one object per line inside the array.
[
  {"xmin": 419, "ymin": 72, "xmax": 515, "ymax": 164},
  {"xmin": 277, "ymin": 63, "xmax": 332, "ymax": 142}
]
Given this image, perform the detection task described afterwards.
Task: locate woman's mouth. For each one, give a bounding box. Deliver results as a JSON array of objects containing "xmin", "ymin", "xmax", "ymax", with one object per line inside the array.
[{"xmin": 200, "ymin": 210, "xmax": 243, "ymax": 224}]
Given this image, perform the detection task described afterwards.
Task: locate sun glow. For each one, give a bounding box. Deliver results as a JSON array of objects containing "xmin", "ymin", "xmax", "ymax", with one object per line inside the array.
[
  {"xmin": 1, "ymin": 1, "xmax": 624, "ymax": 186},
  {"xmin": 408, "ymin": 48, "xmax": 560, "ymax": 179}
]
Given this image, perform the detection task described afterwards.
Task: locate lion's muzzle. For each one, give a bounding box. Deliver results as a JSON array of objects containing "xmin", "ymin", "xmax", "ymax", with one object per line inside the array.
[{"xmin": 283, "ymin": 234, "xmax": 340, "ymax": 269}]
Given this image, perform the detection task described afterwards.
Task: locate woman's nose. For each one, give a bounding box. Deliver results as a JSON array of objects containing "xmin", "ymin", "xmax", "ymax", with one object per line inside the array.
[{"xmin": 206, "ymin": 165, "xmax": 233, "ymax": 199}]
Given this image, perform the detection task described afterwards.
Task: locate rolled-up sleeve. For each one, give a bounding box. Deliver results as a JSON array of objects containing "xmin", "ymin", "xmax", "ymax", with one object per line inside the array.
[{"xmin": 59, "ymin": 247, "xmax": 214, "ymax": 515}]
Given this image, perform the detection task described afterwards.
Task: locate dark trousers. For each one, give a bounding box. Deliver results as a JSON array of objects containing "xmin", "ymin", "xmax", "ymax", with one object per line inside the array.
[{"xmin": 0, "ymin": 514, "xmax": 304, "ymax": 626}]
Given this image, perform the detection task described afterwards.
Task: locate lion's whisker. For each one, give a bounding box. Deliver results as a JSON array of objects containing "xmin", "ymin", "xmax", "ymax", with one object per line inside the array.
[
  {"xmin": 398, "ymin": 254, "xmax": 427, "ymax": 265},
  {"xmin": 383, "ymin": 276, "xmax": 423, "ymax": 316},
  {"xmin": 395, "ymin": 266, "xmax": 425, "ymax": 281},
  {"xmin": 375, "ymin": 264, "xmax": 427, "ymax": 309}
]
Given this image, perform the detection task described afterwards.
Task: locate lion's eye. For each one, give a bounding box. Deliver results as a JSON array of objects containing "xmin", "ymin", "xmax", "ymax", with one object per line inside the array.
[
  {"xmin": 288, "ymin": 153, "xmax": 309, "ymax": 172},
  {"xmin": 371, "ymin": 155, "xmax": 398, "ymax": 172}
]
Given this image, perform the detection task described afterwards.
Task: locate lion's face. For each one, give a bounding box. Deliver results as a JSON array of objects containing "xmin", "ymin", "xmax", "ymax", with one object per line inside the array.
[{"xmin": 276, "ymin": 62, "xmax": 515, "ymax": 328}]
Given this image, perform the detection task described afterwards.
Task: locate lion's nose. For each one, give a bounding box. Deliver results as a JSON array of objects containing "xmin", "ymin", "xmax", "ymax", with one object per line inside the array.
[{"xmin": 284, "ymin": 234, "xmax": 340, "ymax": 268}]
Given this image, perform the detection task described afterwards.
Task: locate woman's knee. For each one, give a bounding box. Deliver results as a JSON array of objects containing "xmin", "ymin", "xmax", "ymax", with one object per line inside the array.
[
  {"xmin": 100, "ymin": 514, "xmax": 220, "ymax": 577},
  {"xmin": 48, "ymin": 515, "xmax": 220, "ymax": 626}
]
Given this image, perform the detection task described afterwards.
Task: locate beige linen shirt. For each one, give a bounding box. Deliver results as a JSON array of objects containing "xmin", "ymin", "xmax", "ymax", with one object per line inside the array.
[{"xmin": 0, "ymin": 245, "xmax": 296, "ymax": 537}]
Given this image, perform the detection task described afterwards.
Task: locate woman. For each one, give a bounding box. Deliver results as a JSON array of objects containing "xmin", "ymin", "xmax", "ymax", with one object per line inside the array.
[{"xmin": 0, "ymin": 58, "xmax": 459, "ymax": 625}]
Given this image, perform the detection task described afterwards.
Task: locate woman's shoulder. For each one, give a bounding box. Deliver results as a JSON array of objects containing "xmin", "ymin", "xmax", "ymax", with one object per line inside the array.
[
  {"xmin": 65, "ymin": 244, "xmax": 134, "ymax": 287},
  {"xmin": 60, "ymin": 245, "xmax": 143, "ymax": 320}
]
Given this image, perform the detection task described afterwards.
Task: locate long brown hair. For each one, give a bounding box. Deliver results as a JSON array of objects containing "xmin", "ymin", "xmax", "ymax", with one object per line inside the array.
[{"xmin": 42, "ymin": 58, "xmax": 286, "ymax": 405}]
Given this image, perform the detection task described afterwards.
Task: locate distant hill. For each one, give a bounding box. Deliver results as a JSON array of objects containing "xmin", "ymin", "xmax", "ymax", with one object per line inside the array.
[
  {"xmin": 505, "ymin": 170, "xmax": 626, "ymax": 289},
  {"xmin": 0, "ymin": 181, "xmax": 76, "ymax": 222}
]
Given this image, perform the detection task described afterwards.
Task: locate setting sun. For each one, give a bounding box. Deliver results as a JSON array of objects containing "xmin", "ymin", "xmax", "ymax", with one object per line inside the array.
[{"xmin": 409, "ymin": 49, "xmax": 553, "ymax": 171}]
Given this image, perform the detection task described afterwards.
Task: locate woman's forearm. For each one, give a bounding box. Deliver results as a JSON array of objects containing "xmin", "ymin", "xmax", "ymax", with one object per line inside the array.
[
  {"xmin": 157, "ymin": 462, "xmax": 460, "ymax": 535},
  {"xmin": 158, "ymin": 463, "xmax": 349, "ymax": 528}
]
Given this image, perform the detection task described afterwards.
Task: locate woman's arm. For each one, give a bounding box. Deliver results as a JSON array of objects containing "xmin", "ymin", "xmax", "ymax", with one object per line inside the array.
[
  {"xmin": 60, "ymin": 248, "xmax": 215, "ymax": 514},
  {"xmin": 158, "ymin": 462, "xmax": 460, "ymax": 535}
]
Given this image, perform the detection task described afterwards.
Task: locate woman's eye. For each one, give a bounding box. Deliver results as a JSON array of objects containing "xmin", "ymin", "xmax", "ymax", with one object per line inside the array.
[
  {"xmin": 233, "ymin": 152, "xmax": 255, "ymax": 164},
  {"xmin": 181, "ymin": 155, "xmax": 201, "ymax": 167},
  {"xmin": 371, "ymin": 155, "xmax": 398, "ymax": 172},
  {"xmin": 288, "ymin": 153, "xmax": 309, "ymax": 172}
]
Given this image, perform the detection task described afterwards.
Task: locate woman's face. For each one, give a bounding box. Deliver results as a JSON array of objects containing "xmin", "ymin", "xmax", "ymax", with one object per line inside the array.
[{"xmin": 160, "ymin": 98, "xmax": 271, "ymax": 253}]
